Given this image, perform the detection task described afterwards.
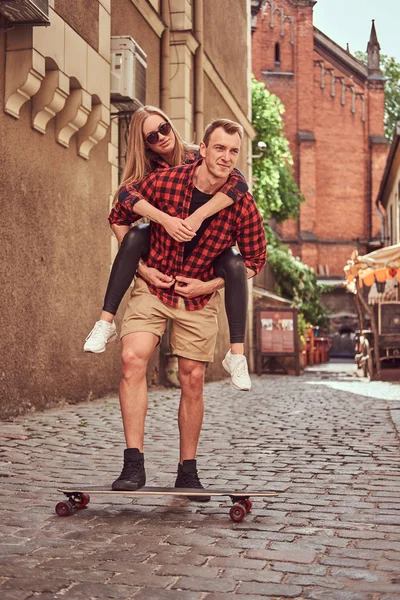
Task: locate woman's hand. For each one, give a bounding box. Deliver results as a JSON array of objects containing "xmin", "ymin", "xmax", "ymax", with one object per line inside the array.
[
  {"xmin": 162, "ymin": 215, "xmax": 195, "ymax": 242},
  {"xmin": 138, "ymin": 263, "xmax": 174, "ymax": 288},
  {"xmin": 183, "ymin": 212, "xmax": 203, "ymax": 233}
]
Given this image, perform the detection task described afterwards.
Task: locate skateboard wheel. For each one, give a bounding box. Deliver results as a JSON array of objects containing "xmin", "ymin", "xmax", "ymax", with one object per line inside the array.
[
  {"xmin": 55, "ymin": 501, "xmax": 73, "ymax": 517},
  {"xmin": 237, "ymin": 498, "xmax": 252, "ymax": 513},
  {"xmin": 229, "ymin": 503, "xmax": 246, "ymax": 523},
  {"xmin": 244, "ymin": 499, "xmax": 252, "ymax": 513},
  {"xmin": 76, "ymin": 493, "xmax": 90, "ymax": 509}
]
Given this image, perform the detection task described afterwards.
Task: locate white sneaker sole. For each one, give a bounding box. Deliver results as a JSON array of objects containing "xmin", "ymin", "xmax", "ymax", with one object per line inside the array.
[
  {"xmin": 222, "ymin": 358, "xmax": 251, "ymax": 392},
  {"xmin": 84, "ymin": 332, "xmax": 118, "ymax": 353},
  {"xmin": 84, "ymin": 346, "xmax": 106, "ymax": 354},
  {"xmin": 231, "ymin": 381, "xmax": 251, "ymax": 392}
]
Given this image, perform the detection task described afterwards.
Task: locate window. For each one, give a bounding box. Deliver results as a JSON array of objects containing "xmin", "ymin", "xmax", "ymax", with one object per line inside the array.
[{"xmin": 274, "ymin": 42, "xmax": 281, "ymax": 67}]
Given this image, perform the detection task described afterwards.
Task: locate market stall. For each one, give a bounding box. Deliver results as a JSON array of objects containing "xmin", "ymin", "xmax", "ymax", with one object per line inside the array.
[{"xmin": 344, "ymin": 244, "xmax": 400, "ymax": 380}]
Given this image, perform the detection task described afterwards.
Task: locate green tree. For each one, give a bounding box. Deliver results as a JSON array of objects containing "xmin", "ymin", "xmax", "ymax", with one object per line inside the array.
[
  {"xmin": 267, "ymin": 245, "xmax": 331, "ymax": 333},
  {"xmin": 251, "ymin": 77, "xmax": 303, "ymax": 237},
  {"xmin": 252, "ymin": 77, "xmax": 329, "ymax": 333},
  {"xmin": 355, "ymin": 51, "xmax": 400, "ymax": 139}
]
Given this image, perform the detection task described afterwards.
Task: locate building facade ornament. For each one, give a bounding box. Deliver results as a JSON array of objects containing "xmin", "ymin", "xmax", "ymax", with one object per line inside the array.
[{"xmin": 32, "ymin": 69, "xmax": 69, "ymax": 134}]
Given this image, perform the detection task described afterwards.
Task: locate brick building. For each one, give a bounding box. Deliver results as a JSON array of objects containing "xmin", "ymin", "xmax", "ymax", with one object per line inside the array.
[{"xmin": 251, "ymin": 0, "xmax": 389, "ymax": 351}]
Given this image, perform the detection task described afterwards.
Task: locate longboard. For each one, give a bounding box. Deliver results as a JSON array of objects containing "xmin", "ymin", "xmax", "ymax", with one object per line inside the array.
[{"xmin": 56, "ymin": 486, "xmax": 278, "ymax": 522}]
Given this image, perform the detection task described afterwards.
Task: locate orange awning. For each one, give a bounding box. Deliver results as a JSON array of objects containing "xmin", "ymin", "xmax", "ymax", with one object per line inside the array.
[{"xmin": 344, "ymin": 244, "xmax": 400, "ymax": 290}]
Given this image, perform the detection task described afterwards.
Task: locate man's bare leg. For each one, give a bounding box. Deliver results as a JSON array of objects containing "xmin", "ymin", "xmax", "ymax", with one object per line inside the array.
[
  {"xmin": 177, "ymin": 357, "xmax": 206, "ymax": 462},
  {"xmin": 112, "ymin": 331, "xmax": 159, "ymax": 491},
  {"xmin": 175, "ymin": 357, "xmax": 209, "ymax": 501},
  {"xmin": 119, "ymin": 331, "xmax": 159, "ymax": 450}
]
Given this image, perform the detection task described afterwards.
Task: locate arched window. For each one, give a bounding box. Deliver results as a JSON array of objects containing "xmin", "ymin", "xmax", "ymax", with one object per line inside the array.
[{"xmin": 274, "ymin": 42, "xmax": 281, "ymax": 66}]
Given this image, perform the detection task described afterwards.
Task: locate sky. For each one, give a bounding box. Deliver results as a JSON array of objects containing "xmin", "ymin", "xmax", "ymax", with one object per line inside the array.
[{"xmin": 313, "ymin": 0, "xmax": 399, "ymax": 61}]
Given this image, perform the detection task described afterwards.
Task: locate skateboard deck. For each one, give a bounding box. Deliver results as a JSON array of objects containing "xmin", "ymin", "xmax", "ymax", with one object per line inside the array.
[{"xmin": 55, "ymin": 486, "xmax": 278, "ymax": 522}]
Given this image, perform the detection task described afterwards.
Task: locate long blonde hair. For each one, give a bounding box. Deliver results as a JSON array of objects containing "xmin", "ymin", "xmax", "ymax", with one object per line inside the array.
[{"xmin": 114, "ymin": 105, "xmax": 195, "ymax": 204}]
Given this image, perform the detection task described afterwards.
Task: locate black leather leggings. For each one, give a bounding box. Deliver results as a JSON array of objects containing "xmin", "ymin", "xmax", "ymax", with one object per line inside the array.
[{"xmin": 103, "ymin": 223, "xmax": 248, "ymax": 343}]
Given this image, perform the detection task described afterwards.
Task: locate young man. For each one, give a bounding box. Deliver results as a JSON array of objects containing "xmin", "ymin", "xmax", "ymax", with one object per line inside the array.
[{"xmin": 111, "ymin": 119, "xmax": 266, "ymax": 496}]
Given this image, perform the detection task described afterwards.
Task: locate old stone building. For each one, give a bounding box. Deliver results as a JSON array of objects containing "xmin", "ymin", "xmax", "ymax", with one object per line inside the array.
[
  {"xmin": 0, "ymin": 0, "xmax": 254, "ymax": 418},
  {"xmin": 251, "ymin": 0, "xmax": 389, "ymax": 352}
]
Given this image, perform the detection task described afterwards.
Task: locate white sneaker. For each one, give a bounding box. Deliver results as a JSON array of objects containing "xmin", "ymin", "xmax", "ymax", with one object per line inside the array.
[
  {"xmin": 83, "ymin": 320, "xmax": 118, "ymax": 353},
  {"xmin": 222, "ymin": 350, "xmax": 251, "ymax": 391}
]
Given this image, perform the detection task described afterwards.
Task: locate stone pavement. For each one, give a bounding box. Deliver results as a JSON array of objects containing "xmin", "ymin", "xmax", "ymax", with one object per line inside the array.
[{"xmin": 1, "ymin": 365, "xmax": 400, "ymax": 600}]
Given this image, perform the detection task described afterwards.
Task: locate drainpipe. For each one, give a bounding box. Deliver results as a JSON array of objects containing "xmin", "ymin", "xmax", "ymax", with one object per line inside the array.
[
  {"xmin": 375, "ymin": 201, "xmax": 385, "ymax": 245},
  {"xmin": 194, "ymin": 0, "xmax": 204, "ymax": 143},
  {"xmin": 160, "ymin": 0, "xmax": 170, "ymax": 114},
  {"xmin": 247, "ymin": 0, "xmax": 255, "ymax": 374},
  {"xmin": 366, "ymin": 142, "xmax": 373, "ymax": 249}
]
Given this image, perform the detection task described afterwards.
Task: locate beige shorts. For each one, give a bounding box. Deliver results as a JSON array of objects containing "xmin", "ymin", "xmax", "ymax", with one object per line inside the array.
[{"xmin": 121, "ymin": 278, "xmax": 221, "ymax": 362}]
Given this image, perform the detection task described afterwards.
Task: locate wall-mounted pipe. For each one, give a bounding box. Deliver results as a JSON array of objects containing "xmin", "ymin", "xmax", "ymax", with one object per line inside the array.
[
  {"xmin": 375, "ymin": 201, "xmax": 386, "ymax": 245},
  {"xmin": 194, "ymin": 0, "xmax": 204, "ymax": 144},
  {"xmin": 160, "ymin": 0, "xmax": 170, "ymax": 114}
]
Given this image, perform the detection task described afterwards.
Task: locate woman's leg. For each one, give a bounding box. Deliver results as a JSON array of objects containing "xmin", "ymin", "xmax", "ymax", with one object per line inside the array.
[
  {"xmin": 84, "ymin": 224, "xmax": 150, "ymax": 353},
  {"xmin": 102, "ymin": 223, "xmax": 150, "ymax": 316},
  {"xmin": 213, "ymin": 248, "xmax": 251, "ymax": 390},
  {"xmin": 213, "ymin": 248, "xmax": 248, "ymax": 351}
]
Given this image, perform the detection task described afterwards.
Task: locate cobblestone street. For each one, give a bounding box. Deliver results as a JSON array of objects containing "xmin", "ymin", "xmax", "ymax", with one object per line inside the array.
[{"xmin": 1, "ymin": 365, "xmax": 400, "ymax": 600}]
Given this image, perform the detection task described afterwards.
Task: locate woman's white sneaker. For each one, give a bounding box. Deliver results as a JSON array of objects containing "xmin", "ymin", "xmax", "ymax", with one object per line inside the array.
[
  {"xmin": 222, "ymin": 350, "xmax": 252, "ymax": 391},
  {"xmin": 83, "ymin": 320, "xmax": 118, "ymax": 353}
]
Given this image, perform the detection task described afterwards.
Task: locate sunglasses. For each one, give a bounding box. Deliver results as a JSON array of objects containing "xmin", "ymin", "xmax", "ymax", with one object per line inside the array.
[{"xmin": 144, "ymin": 121, "xmax": 172, "ymax": 145}]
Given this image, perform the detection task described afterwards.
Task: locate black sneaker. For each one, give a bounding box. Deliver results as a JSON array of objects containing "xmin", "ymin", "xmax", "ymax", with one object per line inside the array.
[
  {"xmin": 112, "ymin": 448, "xmax": 146, "ymax": 491},
  {"xmin": 174, "ymin": 459, "xmax": 210, "ymax": 502}
]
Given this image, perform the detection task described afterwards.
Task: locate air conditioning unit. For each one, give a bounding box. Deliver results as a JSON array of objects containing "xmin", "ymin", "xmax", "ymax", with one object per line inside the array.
[
  {"xmin": 0, "ymin": 0, "xmax": 49, "ymax": 25},
  {"xmin": 111, "ymin": 36, "xmax": 147, "ymax": 112}
]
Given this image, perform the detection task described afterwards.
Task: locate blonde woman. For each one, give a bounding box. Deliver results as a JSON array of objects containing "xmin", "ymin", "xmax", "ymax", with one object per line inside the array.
[{"xmin": 84, "ymin": 106, "xmax": 251, "ymax": 390}]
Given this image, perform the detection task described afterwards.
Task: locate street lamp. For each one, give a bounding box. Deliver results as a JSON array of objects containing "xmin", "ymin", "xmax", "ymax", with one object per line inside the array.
[{"xmin": 252, "ymin": 140, "xmax": 267, "ymax": 159}]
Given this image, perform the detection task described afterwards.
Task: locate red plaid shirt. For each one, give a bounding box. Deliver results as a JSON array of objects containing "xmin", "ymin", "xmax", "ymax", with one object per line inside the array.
[
  {"xmin": 112, "ymin": 160, "xmax": 266, "ymax": 310},
  {"xmin": 109, "ymin": 150, "xmax": 248, "ymax": 226}
]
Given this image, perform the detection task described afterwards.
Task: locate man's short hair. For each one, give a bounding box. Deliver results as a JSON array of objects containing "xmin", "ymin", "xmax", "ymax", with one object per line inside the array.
[{"xmin": 203, "ymin": 119, "xmax": 244, "ymax": 147}]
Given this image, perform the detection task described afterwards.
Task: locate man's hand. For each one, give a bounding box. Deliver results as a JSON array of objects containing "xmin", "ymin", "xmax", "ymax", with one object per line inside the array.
[
  {"xmin": 162, "ymin": 215, "xmax": 195, "ymax": 242},
  {"xmin": 138, "ymin": 264, "xmax": 174, "ymax": 288},
  {"xmin": 175, "ymin": 275, "xmax": 216, "ymax": 299}
]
